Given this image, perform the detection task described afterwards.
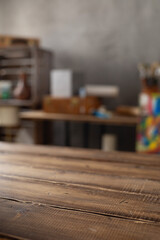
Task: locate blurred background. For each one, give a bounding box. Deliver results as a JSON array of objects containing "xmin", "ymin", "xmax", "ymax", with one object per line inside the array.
[{"xmin": 0, "ymin": 0, "xmax": 160, "ymax": 153}]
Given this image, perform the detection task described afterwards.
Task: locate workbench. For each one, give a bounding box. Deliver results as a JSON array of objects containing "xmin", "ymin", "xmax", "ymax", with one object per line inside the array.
[
  {"xmin": 20, "ymin": 110, "xmax": 138, "ymax": 149},
  {"xmin": 0, "ymin": 142, "xmax": 159, "ymax": 239}
]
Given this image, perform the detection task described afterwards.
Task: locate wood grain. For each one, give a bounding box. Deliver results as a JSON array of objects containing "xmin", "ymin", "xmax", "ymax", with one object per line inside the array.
[
  {"xmin": 0, "ymin": 175, "xmax": 159, "ymax": 222},
  {"xmin": 0, "ymin": 152, "xmax": 159, "ymax": 181},
  {"xmin": 0, "ymin": 142, "xmax": 160, "ymax": 240},
  {"xmin": 0, "ymin": 142, "xmax": 159, "ymax": 166},
  {"xmin": 0, "ymin": 199, "xmax": 159, "ymax": 240}
]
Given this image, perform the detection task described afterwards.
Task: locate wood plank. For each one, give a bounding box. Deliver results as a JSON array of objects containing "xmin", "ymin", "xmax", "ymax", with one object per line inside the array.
[
  {"xmin": 20, "ymin": 110, "xmax": 138, "ymax": 126},
  {"xmin": 0, "ymin": 67, "xmax": 34, "ymax": 75},
  {"xmin": 0, "ymin": 233, "xmax": 24, "ymax": 240},
  {"xmin": 0, "ymin": 142, "xmax": 159, "ymax": 167},
  {"xmin": 0, "ymin": 199, "xmax": 159, "ymax": 240},
  {"xmin": 1, "ymin": 163, "xmax": 160, "ymax": 195},
  {"xmin": 0, "ymin": 58, "xmax": 35, "ymax": 67},
  {"xmin": 0, "ymin": 153, "xmax": 160, "ymax": 197},
  {"xmin": 0, "ymin": 153, "xmax": 159, "ymax": 181},
  {"xmin": 0, "ymin": 175, "xmax": 159, "ymax": 222},
  {"xmin": 0, "ymin": 144, "xmax": 159, "ymax": 195},
  {"xmin": 0, "ymin": 100, "xmax": 32, "ymax": 107}
]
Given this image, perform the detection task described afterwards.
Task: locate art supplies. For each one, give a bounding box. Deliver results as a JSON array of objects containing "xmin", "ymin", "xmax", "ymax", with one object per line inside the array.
[{"xmin": 137, "ymin": 63, "xmax": 160, "ymax": 153}]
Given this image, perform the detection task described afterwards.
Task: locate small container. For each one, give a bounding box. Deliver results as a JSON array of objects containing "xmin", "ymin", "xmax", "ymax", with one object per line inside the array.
[
  {"xmin": 102, "ymin": 134, "xmax": 117, "ymax": 152},
  {"xmin": 0, "ymin": 106, "xmax": 19, "ymax": 127},
  {"xmin": 13, "ymin": 73, "xmax": 31, "ymax": 100},
  {"xmin": 138, "ymin": 63, "xmax": 160, "ymax": 94},
  {"xmin": 0, "ymin": 81, "xmax": 12, "ymax": 99}
]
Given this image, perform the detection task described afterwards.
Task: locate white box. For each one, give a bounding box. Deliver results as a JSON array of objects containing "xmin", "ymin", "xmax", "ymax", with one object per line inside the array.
[
  {"xmin": 50, "ymin": 70, "xmax": 84, "ymax": 97},
  {"xmin": 85, "ymin": 85, "xmax": 119, "ymax": 98}
]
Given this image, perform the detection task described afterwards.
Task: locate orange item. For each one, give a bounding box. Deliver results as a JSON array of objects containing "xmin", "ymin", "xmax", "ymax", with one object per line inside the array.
[{"xmin": 43, "ymin": 96, "xmax": 101, "ymax": 115}]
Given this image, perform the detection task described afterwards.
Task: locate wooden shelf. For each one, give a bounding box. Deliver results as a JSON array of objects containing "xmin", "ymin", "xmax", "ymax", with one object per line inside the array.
[
  {"xmin": 0, "ymin": 67, "xmax": 34, "ymax": 75},
  {"xmin": 0, "ymin": 45, "xmax": 36, "ymax": 51},
  {"xmin": 0, "ymin": 58, "xmax": 35, "ymax": 67},
  {"xmin": 0, "ymin": 46, "xmax": 52, "ymax": 108},
  {"xmin": 20, "ymin": 110, "xmax": 139, "ymax": 126},
  {"xmin": 0, "ymin": 99, "xmax": 33, "ymax": 107}
]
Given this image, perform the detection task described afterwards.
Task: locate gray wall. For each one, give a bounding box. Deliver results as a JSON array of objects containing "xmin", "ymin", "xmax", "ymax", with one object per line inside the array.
[
  {"xmin": 0, "ymin": 2, "xmax": 3, "ymax": 30},
  {"xmin": 1, "ymin": 0, "xmax": 160, "ymax": 106}
]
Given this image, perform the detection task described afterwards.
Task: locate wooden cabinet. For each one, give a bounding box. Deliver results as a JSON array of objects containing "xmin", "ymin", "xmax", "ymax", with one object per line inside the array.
[{"xmin": 0, "ymin": 46, "xmax": 52, "ymax": 108}]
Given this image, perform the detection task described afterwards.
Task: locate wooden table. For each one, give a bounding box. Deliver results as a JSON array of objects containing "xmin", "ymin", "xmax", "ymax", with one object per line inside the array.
[
  {"xmin": 20, "ymin": 111, "xmax": 138, "ymax": 148},
  {"xmin": 0, "ymin": 142, "xmax": 159, "ymax": 239}
]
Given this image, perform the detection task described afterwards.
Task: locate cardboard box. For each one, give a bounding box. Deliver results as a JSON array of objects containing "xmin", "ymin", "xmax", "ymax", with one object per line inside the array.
[{"xmin": 43, "ymin": 96, "xmax": 101, "ymax": 115}]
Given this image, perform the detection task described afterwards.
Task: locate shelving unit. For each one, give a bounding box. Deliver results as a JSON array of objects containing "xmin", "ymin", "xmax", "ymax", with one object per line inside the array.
[
  {"xmin": 0, "ymin": 46, "xmax": 52, "ymax": 108},
  {"xmin": 0, "ymin": 99, "xmax": 33, "ymax": 107}
]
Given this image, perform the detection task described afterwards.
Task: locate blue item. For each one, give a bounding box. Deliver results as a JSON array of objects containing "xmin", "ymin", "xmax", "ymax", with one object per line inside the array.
[{"xmin": 154, "ymin": 97, "xmax": 160, "ymax": 116}]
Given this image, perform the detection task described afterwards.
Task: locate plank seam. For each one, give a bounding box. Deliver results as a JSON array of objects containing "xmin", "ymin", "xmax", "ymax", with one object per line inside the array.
[{"xmin": 1, "ymin": 196, "xmax": 159, "ymax": 224}]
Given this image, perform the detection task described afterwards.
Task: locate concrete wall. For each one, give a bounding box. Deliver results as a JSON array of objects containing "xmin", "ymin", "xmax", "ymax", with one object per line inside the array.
[
  {"xmin": 0, "ymin": 0, "xmax": 160, "ymax": 149},
  {"xmin": 0, "ymin": 2, "xmax": 3, "ymax": 30},
  {"xmin": 1, "ymin": 0, "xmax": 160, "ymax": 106}
]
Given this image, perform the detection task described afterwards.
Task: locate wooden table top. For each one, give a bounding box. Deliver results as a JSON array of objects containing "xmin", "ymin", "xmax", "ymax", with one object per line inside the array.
[
  {"xmin": 0, "ymin": 142, "xmax": 159, "ymax": 240},
  {"xmin": 20, "ymin": 110, "xmax": 138, "ymax": 126}
]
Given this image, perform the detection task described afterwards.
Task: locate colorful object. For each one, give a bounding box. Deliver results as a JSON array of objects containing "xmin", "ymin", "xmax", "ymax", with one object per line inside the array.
[
  {"xmin": 137, "ymin": 116, "xmax": 160, "ymax": 153},
  {"xmin": 139, "ymin": 93, "xmax": 160, "ymax": 116},
  {"xmin": 137, "ymin": 94, "xmax": 160, "ymax": 153},
  {"xmin": 153, "ymin": 94, "xmax": 160, "ymax": 116}
]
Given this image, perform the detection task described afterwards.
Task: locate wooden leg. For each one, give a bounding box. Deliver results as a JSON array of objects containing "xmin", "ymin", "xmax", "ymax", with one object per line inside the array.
[
  {"xmin": 0, "ymin": 127, "xmax": 2, "ymax": 141},
  {"xmin": 64, "ymin": 121, "xmax": 70, "ymax": 147},
  {"xmin": 43, "ymin": 120, "xmax": 53, "ymax": 145},
  {"xmin": 83, "ymin": 123, "xmax": 89, "ymax": 148},
  {"xmin": 33, "ymin": 120, "xmax": 44, "ymax": 145},
  {"xmin": 117, "ymin": 126, "xmax": 136, "ymax": 152},
  {"xmin": 32, "ymin": 120, "xmax": 54, "ymax": 145},
  {"xmin": 99, "ymin": 125, "xmax": 106, "ymax": 149}
]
